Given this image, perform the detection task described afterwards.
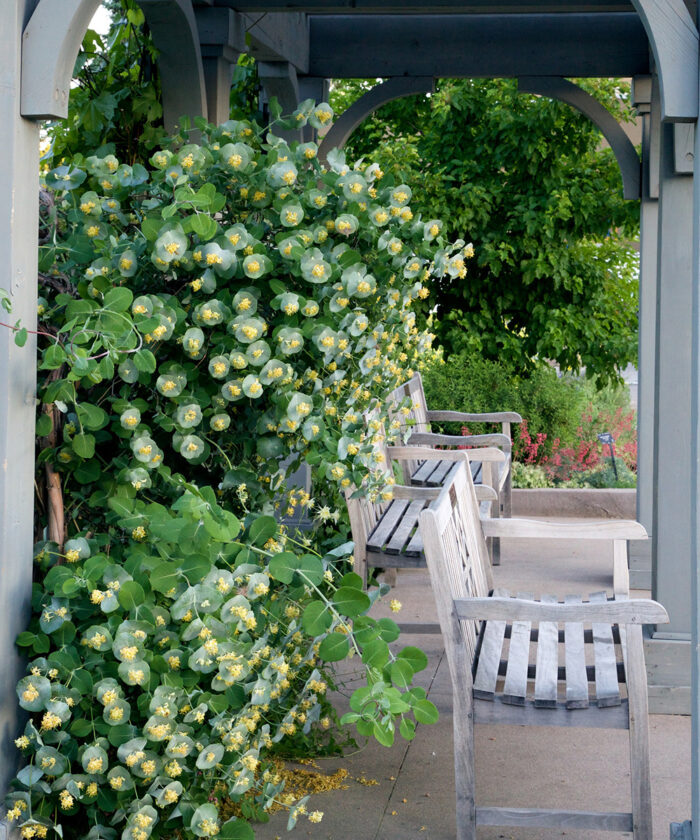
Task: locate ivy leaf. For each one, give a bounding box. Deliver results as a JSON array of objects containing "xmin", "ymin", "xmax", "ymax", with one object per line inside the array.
[
  {"xmin": 412, "ymin": 698, "xmax": 439, "ymax": 725},
  {"xmin": 399, "ymin": 718, "xmax": 416, "ymax": 740},
  {"xmin": 248, "ymin": 515, "xmax": 277, "ymax": 547},
  {"xmin": 103, "ymin": 287, "xmax": 133, "ymax": 312},
  {"xmin": 35, "ymin": 414, "xmax": 53, "ymax": 437},
  {"xmin": 117, "ymin": 580, "xmax": 146, "ymax": 610},
  {"xmin": 318, "ymin": 633, "xmax": 349, "ymax": 662},
  {"xmin": 150, "ymin": 562, "xmax": 181, "ymax": 594},
  {"xmin": 14, "ymin": 327, "xmax": 28, "ymax": 347},
  {"xmin": 397, "ymin": 646, "xmax": 428, "ymax": 674},
  {"xmin": 133, "ymin": 349, "xmax": 157, "ymax": 373},
  {"xmin": 302, "ymin": 601, "xmax": 332, "ymax": 636},
  {"xmin": 332, "ymin": 586, "xmax": 371, "ymax": 617},
  {"xmin": 72, "ymin": 433, "xmax": 95, "ymax": 459},
  {"xmin": 220, "ymin": 819, "xmax": 255, "ymax": 840},
  {"xmin": 189, "ymin": 214, "xmax": 218, "ymax": 241}
]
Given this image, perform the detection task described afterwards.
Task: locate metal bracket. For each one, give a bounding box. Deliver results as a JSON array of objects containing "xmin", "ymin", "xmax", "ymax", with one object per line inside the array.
[{"xmin": 670, "ymin": 821, "xmax": 693, "ymax": 839}]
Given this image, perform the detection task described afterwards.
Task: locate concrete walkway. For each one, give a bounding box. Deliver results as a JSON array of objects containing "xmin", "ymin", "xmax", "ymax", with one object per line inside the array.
[{"xmin": 255, "ymin": 532, "xmax": 691, "ymax": 839}]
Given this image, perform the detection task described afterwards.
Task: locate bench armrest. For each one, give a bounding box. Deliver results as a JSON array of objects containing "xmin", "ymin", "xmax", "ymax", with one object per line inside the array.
[
  {"xmin": 427, "ymin": 410, "xmax": 522, "ymax": 424},
  {"xmin": 386, "ymin": 446, "xmax": 469, "ymax": 463},
  {"xmin": 390, "ymin": 484, "xmax": 440, "ymax": 501},
  {"xmin": 480, "ymin": 517, "xmax": 648, "ymax": 541},
  {"xmin": 454, "ymin": 595, "xmax": 668, "ymax": 625},
  {"xmin": 408, "ymin": 431, "xmax": 512, "ymax": 449},
  {"xmin": 475, "ymin": 484, "xmax": 498, "ymax": 502},
  {"xmin": 386, "ymin": 445, "xmax": 506, "ymax": 463}
]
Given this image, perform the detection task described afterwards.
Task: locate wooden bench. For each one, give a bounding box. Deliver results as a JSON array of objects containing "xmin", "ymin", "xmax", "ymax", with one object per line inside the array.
[
  {"xmin": 385, "ymin": 373, "xmax": 521, "ymax": 563},
  {"xmin": 419, "ymin": 457, "xmax": 669, "ymax": 840},
  {"xmin": 345, "ymin": 444, "xmax": 503, "ymax": 590}
]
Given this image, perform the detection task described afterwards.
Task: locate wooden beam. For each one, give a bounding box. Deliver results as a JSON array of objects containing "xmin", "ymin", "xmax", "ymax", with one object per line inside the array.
[
  {"xmin": 219, "ymin": 0, "xmax": 635, "ymax": 12},
  {"xmin": 306, "ymin": 13, "xmax": 649, "ymax": 79}
]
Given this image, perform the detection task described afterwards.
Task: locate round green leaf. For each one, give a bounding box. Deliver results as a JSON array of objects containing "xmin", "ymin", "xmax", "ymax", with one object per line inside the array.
[
  {"xmin": 397, "ymin": 646, "xmax": 429, "ymax": 674},
  {"xmin": 412, "ymin": 698, "xmax": 439, "ymax": 725},
  {"xmin": 332, "ymin": 586, "xmax": 371, "ymax": 617},
  {"xmin": 302, "ymin": 601, "xmax": 332, "ymax": 636},
  {"xmin": 117, "ymin": 581, "xmax": 145, "ymax": 610},
  {"xmin": 318, "ymin": 633, "xmax": 350, "ymax": 662}
]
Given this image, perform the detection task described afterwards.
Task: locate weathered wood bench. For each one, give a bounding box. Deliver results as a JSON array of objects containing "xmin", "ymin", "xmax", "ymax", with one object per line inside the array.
[
  {"xmin": 385, "ymin": 373, "xmax": 521, "ymax": 563},
  {"xmin": 420, "ymin": 458, "xmax": 668, "ymax": 840},
  {"xmin": 345, "ymin": 444, "xmax": 503, "ymax": 591}
]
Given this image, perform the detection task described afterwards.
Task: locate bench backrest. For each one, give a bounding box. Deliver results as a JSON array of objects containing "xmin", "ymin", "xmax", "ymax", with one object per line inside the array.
[
  {"xmin": 344, "ymin": 408, "xmax": 394, "ymax": 577},
  {"xmin": 419, "ymin": 460, "xmax": 493, "ymax": 681},
  {"xmin": 385, "ymin": 373, "xmax": 430, "ymax": 482}
]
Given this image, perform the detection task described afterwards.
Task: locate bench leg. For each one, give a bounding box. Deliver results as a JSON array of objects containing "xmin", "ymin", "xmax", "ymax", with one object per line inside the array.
[
  {"xmin": 503, "ymin": 467, "xmax": 512, "ymax": 519},
  {"xmin": 383, "ymin": 568, "xmax": 398, "ymax": 587},
  {"xmin": 454, "ymin": 690, "xmax": 477, "ymax": 840},
  {"xmin": 625, "ymin": 624, "xmax": 653, "ymax": 840}
]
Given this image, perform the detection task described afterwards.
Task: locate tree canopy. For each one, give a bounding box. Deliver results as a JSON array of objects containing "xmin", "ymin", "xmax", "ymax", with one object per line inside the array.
[{"xmin": 331, "ymin": 78, "xmax": 640, "ymax": 381}]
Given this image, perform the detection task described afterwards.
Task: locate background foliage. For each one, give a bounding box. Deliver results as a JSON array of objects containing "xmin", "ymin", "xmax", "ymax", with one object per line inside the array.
[{"xmin": 331, "ymin": 78, "xmax": 640, "ymax": 382}]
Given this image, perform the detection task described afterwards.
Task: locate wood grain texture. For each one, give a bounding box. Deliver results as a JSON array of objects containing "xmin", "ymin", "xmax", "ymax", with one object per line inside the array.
[
  {"xmin": 455, "ymin": 596, "xmax": 669, "ymax": 625},
  {"xmin": 564, "ymin": 594, "xmax": 589, "ymax": 709},
  {"xmin": 501, "ymin": 591, "xmax": 533, "ymax": 705},
  {"xmin": 482, "ymin": 517, "xmax": 648, "ymax": 541},
  {"xmin": 476, "ymin": 806, "xmax": 633, "ymax": 830},
  {"xmin": 427, "ymin": 409, "xmax": 522, "ymax": 423},
  {"xmin": 534, "ymin": 594, "xmax": 559, "ymax": 708},
  {"xmin": 589, "ymin": 591, "xmax": 621, "ymax": 707},
  {"xmin": 474, "ymin": 696, "xmax": 630, "ymax": 729}
]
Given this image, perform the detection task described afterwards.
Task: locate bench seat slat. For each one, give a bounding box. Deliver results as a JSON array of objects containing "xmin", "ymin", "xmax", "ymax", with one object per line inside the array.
[
  {"xmin": 502, "ymin": 591, "xmax": 533, "ymax": 706},
  {"xmin": 385, "ymin": 499, "xmax": 427, "ymax": 554},
  {"xmin": 366, "ymin": 499, "xmax": 409, "ymax": 551},
  {"xmin": 534, "ymin": 594, "xmax": 559, "ymax": 709},
  {"xmin": 589, "ymin": 591, "xmax": 622, "ymax": 708},
  {"xmin": 404, "ymin": 520, "xmax": 425, "ymax": 556},
  {"xmin": 565, "ymin": 594, "xmax": 589, "ymax": 709},
  {"xmin": 411, "ymin": 459, "xmax": 441, "ymax": 486},
  {"xmin": 473, "ymin": 587, "xmax": 508, "ymax": 700},
  {"xmin": 423, "ymin": 458, "xmax": 457, "ymax": 487}
]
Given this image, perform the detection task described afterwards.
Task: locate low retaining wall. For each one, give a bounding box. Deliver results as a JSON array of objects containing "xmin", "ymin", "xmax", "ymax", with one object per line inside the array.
[{"xmin": 512, "ymin": 488, "xmax": 636, "ymax": 519}]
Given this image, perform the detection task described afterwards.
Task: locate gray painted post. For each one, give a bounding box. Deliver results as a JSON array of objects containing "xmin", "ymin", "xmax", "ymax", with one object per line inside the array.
[
  {"xmin": 688, "ymin": 32, "xmax": 700, "ymax": 837},
  {"xmin": 630, "ymin": 75, "xmax": 657, "ymax": 590},
  {"xmin": 652, "ymin": 120, "xmax": 694, "ymax": 639},
  {"xmin": 644, "ymin": 119, "xmax": 694, "ymax": 716},
  {"xmin": 0, "ymin": 0, "xmax": 40, "ymax": 803},
  {"xmin": 196, "ymin": 7, "xmax": 242, "ymax": 127},
  {"xmin": 258, "ymin": 62, "xmax": 302, "ymax": 144}
]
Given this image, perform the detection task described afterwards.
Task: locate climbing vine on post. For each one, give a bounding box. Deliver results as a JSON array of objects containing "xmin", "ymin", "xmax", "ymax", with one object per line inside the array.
[{"xmin": 5, "ymin": 102, "xmax": 468, "ymax": 839}]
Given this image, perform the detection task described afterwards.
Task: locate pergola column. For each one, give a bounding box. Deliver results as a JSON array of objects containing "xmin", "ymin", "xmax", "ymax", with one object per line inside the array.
[
  {"xmin": 644, "ymin": 105, "xmax": 694, "ymax": 715},
  {"xmin": 0, "ymin": 0, "xmax": 40, "ymax": 801},
  {"xmin": 630, "ymin": 75, "xmax": 658, "ymax": 590},
  {"xmin": 195, "ymin": 7, "xmax": 242, "ymax": 126}
]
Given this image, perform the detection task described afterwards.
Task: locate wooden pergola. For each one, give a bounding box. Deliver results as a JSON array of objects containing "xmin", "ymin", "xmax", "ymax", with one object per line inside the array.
[{"xmin": 2, "ymin": 0, "xmax": 700, "ymax": 834}]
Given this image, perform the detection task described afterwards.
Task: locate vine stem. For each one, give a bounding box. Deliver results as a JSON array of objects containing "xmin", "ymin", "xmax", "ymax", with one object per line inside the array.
[{"xmin": 0, "ymin": 321, "xmax": 59, "ymax": 342}]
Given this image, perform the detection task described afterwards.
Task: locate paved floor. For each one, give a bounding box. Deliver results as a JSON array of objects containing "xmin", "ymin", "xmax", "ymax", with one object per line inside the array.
[{"xmin": 255, "ymin": 532, "xmax": 691, "ymax": 839}]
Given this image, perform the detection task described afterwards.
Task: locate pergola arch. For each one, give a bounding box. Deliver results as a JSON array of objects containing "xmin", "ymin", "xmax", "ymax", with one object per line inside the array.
[
  {"xmin": 317, "ymin": 75, "xmax": 642, "ymax": 201},
  {"xmin": 21, "ymin": 0, "xmax": 208, "ymax": 126}
]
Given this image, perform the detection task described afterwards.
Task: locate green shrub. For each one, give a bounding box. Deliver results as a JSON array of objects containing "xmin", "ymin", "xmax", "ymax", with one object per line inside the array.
[
  {"xmin": 564, "ymin": 460, "xmax": 637, "ymax": 489},
  {"xmin": 422, "ymin": 350, "xmax": 586, "ymax": 455},
  {"xmin": 511, "ymin": 462, "xmax": 550, "ymax": 489}
]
